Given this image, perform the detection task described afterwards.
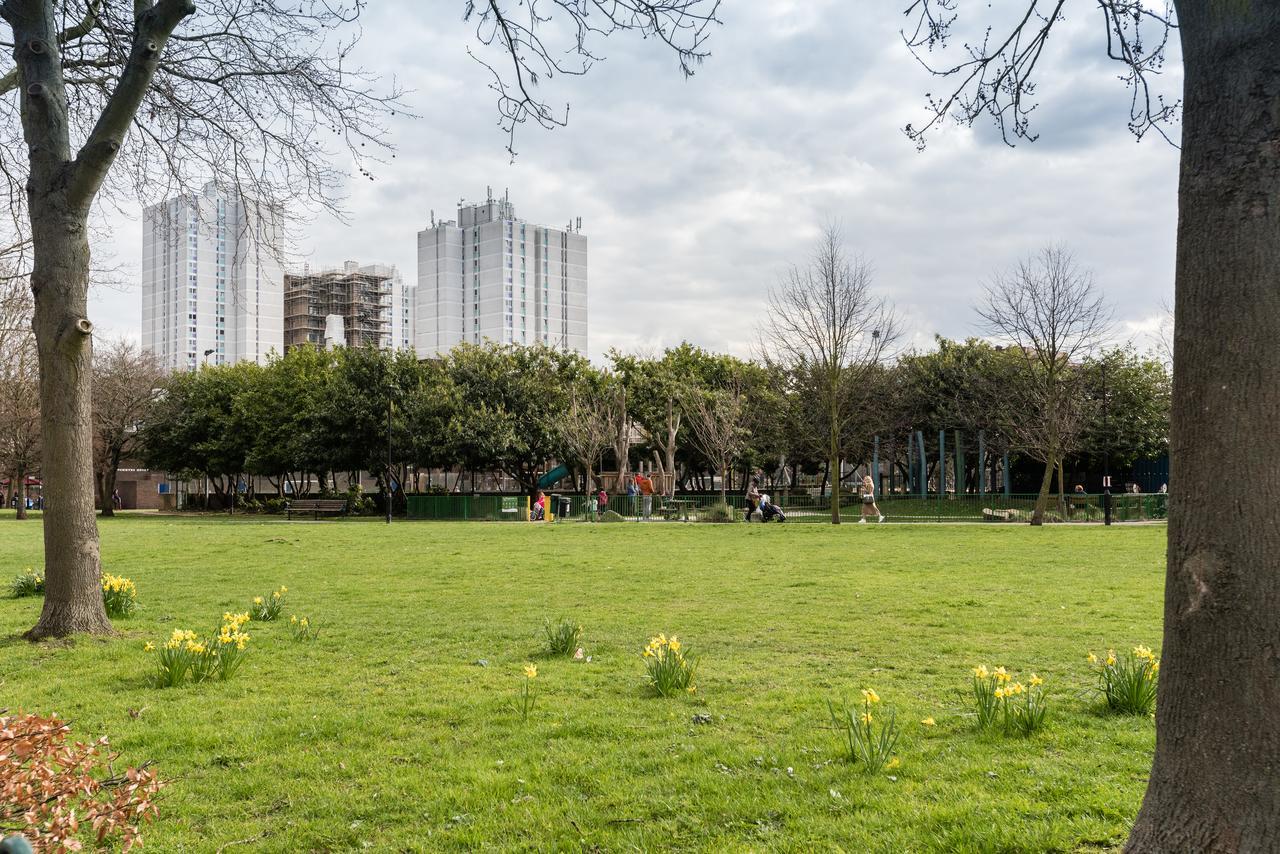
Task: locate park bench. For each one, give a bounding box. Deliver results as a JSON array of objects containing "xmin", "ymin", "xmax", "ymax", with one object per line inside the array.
[
  {"xmin": 286, "ymin": 498, "xmax": 348, "ymax": 520},
  {"xmin": 982, "ymin": 507, "xmax": 1023, "ymax": 523}
]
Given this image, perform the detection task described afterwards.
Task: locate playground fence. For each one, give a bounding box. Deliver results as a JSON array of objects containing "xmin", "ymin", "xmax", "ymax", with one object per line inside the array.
[{"xmin": 405, "ymin": 491, "xmax": 1168, "ymax": 524}]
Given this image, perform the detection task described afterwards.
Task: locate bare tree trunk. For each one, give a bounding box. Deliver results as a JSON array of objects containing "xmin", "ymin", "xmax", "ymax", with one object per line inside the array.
[
  {"xmin": 1128, "ymin": 7, "xmax": 1280, "ymax": 850},
  {"xmin": 98, "ymin": 467, "xmax": 115, "ymax": 518},
  {"xmin": 15, "ymin": 466, "xmax": 27, "ymax": 521},
  {"xmin": 1031, "ymin": 453, "xmax": 1054, "ymax": 526},
  {"xmin": 25, "ymin": 210, "xmax": 111, "ymax": 638}
]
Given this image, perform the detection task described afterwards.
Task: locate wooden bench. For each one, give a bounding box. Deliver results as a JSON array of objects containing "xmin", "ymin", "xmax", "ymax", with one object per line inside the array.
[
  {"xmin": 982, "ymin": 507, "xmax": 1023, "ymax": 523},
  {"xmin": 286, "ymin": 498, "xmax": 348, "ymax": 520}
]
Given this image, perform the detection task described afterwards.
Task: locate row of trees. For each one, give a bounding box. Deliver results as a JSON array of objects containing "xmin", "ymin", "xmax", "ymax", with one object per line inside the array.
[{"xmin": 128, "ymin": 322, "xmax": 1168, "ymax": 524}]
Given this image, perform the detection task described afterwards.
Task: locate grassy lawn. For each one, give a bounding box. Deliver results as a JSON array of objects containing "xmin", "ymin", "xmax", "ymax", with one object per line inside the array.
[{"xmin": 0, "ymin": 518, "xmax": 1165, "ymax": 852}]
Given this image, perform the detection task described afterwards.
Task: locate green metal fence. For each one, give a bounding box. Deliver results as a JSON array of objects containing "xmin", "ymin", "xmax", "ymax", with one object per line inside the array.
[{"xmin": 406, "ymin": 491, "xmax": 1168, "ymax": 523}]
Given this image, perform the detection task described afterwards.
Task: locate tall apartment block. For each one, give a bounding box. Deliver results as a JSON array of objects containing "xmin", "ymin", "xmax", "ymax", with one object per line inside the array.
[
  {"xmin": 416, "ymin": 191, "xmax": 587, "ymax": 358},
  {"xmin": 141, "ymin": 182, "xmax": 284, "ymax": 371},
  {"xmin": 283, "ymin": 262, "xmax": 408, "ymax": 351}
]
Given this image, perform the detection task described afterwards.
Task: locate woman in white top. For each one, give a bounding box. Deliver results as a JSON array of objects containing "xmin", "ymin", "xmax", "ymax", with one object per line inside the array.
[{"xmin": 859, "ymin": 475, "xmax": 884, "ymax": 524}]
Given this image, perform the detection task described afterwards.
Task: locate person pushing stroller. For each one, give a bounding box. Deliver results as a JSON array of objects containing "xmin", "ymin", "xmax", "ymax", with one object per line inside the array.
[{"xmin": 759, "ymin": 491, "xmax": 786, "ymax": 523}]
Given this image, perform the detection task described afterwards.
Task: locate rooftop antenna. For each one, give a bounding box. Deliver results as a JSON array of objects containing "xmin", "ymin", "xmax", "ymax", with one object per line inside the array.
[
  {"xmin": 486, "ymin": 185, "xmax": 493, "ymax": 203},
  {"xmin": 430, "ymin": 209, "xmax": 435, "ymax": 227},
  {"xmin": 576, "ymin": 216, "xmax": 582, "ymax": 232}
]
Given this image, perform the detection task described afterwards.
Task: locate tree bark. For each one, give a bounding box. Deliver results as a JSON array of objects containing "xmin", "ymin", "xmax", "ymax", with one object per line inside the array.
[
  {"xmin": 1128, "ymin": 5, "xmax": 1280, "ymax": 851},
  {"xmin": 25, "ymin": 209, "xmax": 111, "ymax": 637},
  {"xmin": 1031, "ymin": 452, "xmax": 1054, "ymax": 526},
  {"xmin": 15, "ymin": 465, "xmax": 28, "ymax": 520},
  {"xmin": 99, "ymin": 460, "xmax": 118, "ymax": 518}
]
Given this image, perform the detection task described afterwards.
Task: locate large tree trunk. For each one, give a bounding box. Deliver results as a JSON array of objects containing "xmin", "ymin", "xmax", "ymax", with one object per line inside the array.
[
  {"xmin": 99, "ymin": 462, "xmax": 118, "ymax": 518},
  {"xmin": 1030, "ymin": 453, "xmax": 1054, "ymax": 526},
  {"xmin": 1127, "ymin": 6, "xmax": 1280, "ymax": 851},
  {"xmin": 25, "ymin": 209, "xmax": 111, "ymax": 638}
]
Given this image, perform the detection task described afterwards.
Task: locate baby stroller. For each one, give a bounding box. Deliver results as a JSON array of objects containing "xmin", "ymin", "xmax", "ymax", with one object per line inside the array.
[{"xmin": 759, "ymin": 493, "xmax": 786, "ymax": 523}]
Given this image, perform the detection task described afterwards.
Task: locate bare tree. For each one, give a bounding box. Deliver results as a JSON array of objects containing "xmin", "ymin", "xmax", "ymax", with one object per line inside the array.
[
  {"xmin": 465, "ymin": 0, "xmax": 721, "ymax": 155},
  {"xmin": 761, "ymin": 226, "xmax": 899, "ymax": 524},
  {"xmin": 0, "ymin": 0, "xmax": 402, "ymax": 639},
  {"xmin": 558, "ymin": 372, "xmax": 625, "ymax": 491},
  {"xmin": 92, "ymin": 338, "xmax": 163, "ymax": 517},
  {"xmin": 977, "ymin": 247, "xmax": 1109, "ymax": 524},
  {"xmin": 0, "ymin": 273, "xmax": 39, "ymax": 519},
  {"xmin": 683, "ymin": 381, "xmax": 746, "ymax": 506}
]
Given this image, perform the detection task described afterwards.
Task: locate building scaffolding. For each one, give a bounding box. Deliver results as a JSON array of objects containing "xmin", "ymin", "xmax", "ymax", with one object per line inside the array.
[{"xmin": 284, "ymin": 261, "xmax": 393, "ymax": 351}]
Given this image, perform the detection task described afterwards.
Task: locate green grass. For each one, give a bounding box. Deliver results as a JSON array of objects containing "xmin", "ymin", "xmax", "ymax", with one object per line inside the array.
[{"xmin": 0, "ymin": 518, "xmax": 1164, "ymax": 852}]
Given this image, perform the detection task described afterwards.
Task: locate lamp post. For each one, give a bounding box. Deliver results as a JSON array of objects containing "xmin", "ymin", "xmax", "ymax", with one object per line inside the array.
[
  {"xmin": 386, "ymin": 399, "xmax": 393, "ymax": 526},
  {"xmin": 202, "ymin": 348, "xmax": 214, "ymax": 365},
  {"xmin": 1102, "ymin": 360, "xmax": 1112, "ymax": 526}
]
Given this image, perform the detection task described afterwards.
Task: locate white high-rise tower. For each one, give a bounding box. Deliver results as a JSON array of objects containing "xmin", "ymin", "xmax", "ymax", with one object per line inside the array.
[
  {"xmin": 141, "ymin": 182, "xmax": 285, "ymax": 371},
  {"xmin": 415, "ymin": 191, "xmax": 587, "ymax": 358}
]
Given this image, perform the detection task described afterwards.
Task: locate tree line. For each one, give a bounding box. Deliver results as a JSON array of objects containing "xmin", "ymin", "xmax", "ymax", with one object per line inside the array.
[{"xmin": 122, "ymin": 330, "xmax": 1167, "ymax": 525}]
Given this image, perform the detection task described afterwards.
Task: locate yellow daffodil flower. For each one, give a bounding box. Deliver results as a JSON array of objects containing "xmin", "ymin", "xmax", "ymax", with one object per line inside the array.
[
  {"xmin": 143, "ymin": 642, "xmax": 155, "ymax": 653},
  {"xmin": 1029, "ymin": 674, "xmax": 1043, "ymax": 687},
  {"xmin": 1106, "ymin": 650, "xmax": 1117, "ymax": 667},
  {"xmin": 523, "ymin": 663, "xmax": 538, "ymax": 679},
  {"xmin": 860, "ymin": 712, "xmax": 873, "ymax": 724},
  {"xmin": 254, "ymin": 596, "xmax": 264, "ymax": 605},
  {"xmin": 920, "ymin": 717, "xmax": 936, "ymax": 726},
  {"xmin": 886, "ymin": 757, "xmax": 900, "ymax": 770},
  {"xmin": 861, "ymin": 688, "xmax": 881, "ymax": 704},
  {"xmin": 973, "ymin": 665, "xmax": 990, "ymax": 679},
  {"xmin": 994, "ymin": 688, "xmax": 1005, "ymax": 699},
  {"xmin": 1087, "ymin": 652, "xmax": 1098, "ymax": 665}
]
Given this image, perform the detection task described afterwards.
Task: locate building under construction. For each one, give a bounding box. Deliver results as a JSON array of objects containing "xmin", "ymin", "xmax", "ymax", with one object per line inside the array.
[{"xmin": 283, "ymin": 262, "xmax": 395, "ymax": 351}]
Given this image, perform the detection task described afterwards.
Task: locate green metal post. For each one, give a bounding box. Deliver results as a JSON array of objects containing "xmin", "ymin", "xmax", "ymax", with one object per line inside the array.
[
  {"xmin": 1002, "ymin": 453, "xmax": 1011, "ymax": 496},
  {"xmin": 978, "ymin": 430, "xmax": 987, "ymax": 495},
  {"xmin": 872, "ymin": 436, "xmax": 880, "ymax": 497},
  {"xmin": 938, "ymin": 430, "xmax": 946, "ymax": 495},
  {"xmin": 954, "ymin": 429, "xmax": 965, "ymax": 496},
  {"xmin": 916, "ymin": 431, "xmax": 927, "ymax": 498}
]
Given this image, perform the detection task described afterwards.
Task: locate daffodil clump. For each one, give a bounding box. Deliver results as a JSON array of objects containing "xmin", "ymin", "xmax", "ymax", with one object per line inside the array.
[
  {"xmin": 972, "ymin": 665, "xmax": 1049, "ymax": 735},
  {"xmin": 513, "ymin": 663, "xmax": 538, "ymax": 720},
  {"xmin": 250, "ymin": 585, "xmax": 287, "ymax": 621},
  {"xmin": 146, "ymin": 614, "xmax": 251, "ymax": 687},
  {"xmin": 101, "ymin": 573, "xmax": 138, "ymax": 618},
  {"xmin": 215, "ymin": 612, "xmax": 252, "ymax": 679},
  {"xmin": 543, "ymin": 617, "xmax": 582, "ymax": 657},
  {"xmin": 828, "ymin": 688, "xmax": 900, "ymax": 774},
  {"xmin": 148, "ymin": 629, "xmax": 204, "ymax": 687},
  {"xmin": 1089, "ymin": 645, "xmax": 1159, "ymax": 715},
  {"xmin": 9, "ymin": 566, "xmax": 44, "ymax": 598},
  {"xmin": 642, "ymin": 633, "xmax": 697, "ymax": 698},
  {"xmin": 289, "ymin": 614, "xmax": 320, "ymax": 642}
]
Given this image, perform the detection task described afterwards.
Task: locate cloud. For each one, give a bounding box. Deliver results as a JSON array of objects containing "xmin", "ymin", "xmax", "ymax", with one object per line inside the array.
[{"xmin": 88, "ymin": 1, "xmax": 1181, "ymax": 363}]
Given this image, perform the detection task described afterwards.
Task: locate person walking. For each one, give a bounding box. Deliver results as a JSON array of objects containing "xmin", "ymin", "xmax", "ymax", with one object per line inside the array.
[
  {"xmin": 859, "ymin": 475, "xmax": 883, "ymax": 524},
  {"xmin": 635, "ymin": 473, "xmax": 654, "ymax": 521},
  {"xmin": 744, "ymin": 479, "xmax": 761, "ymax": 523}
]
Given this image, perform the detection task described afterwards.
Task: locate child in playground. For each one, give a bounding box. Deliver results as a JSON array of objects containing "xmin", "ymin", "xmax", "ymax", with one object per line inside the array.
[
  {"xmin": 530, "ymin": 490, "xmax": 547, "ymax": 522},
  {"xmin": 859, "ymin": 475, "xmax": 884, "ymax": 523},
  {"xmin": 596, "ymin": 486, "xmax": 608, "ymax": 521}
]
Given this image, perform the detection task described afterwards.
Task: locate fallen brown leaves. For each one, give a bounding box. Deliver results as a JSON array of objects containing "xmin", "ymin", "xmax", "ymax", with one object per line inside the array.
[{"xmin": 1, "ymin": 712, "xmax": 162, "ymax": 852}]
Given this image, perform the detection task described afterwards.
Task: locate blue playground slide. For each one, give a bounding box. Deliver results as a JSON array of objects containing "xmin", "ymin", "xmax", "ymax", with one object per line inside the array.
[{"xmin": 538, "ymin": 464, "xmax": 571, "ymax": 490}]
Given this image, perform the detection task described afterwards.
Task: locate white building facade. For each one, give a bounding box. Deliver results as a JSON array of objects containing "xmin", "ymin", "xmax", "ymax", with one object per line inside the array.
[
  {"xmin": 416, "ymin": 193, "xmax": 587, "ymax": 358},
  {"xmin": 141, "ymin": 182, "xmax": 284, "ymax": 371}
]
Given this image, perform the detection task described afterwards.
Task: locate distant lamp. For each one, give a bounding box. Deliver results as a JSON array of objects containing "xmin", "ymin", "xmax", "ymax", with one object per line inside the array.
[{"xmin": 202, "ymin": 348, "xmax": 215, "ymax": 365}]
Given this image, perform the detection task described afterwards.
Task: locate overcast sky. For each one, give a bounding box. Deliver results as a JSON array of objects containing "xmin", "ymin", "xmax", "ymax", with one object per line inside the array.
[{"xmin": 91, "ymin": 1, "xmax": 1182, "ymax": 362}]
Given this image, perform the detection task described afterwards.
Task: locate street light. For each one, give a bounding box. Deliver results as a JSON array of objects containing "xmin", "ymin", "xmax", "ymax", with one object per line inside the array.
[
  {"xmin": 1102, "ymin": 360, "xmax": 1112, "ymax": 526},
  {"xmin": 202, "ymin": 348, "xmax": 214, "ymax": 365}
]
